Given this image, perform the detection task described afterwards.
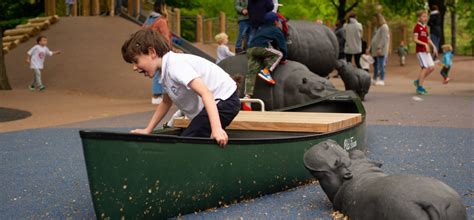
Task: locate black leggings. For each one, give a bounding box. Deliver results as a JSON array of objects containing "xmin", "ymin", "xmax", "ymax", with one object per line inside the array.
[
  {"xmin": 345, "ymin": 53, "xmax": 362, "ymax": 69},
  {"xmin": 181, "ymin": 91, "xmax": 240, "ymax": 137}
]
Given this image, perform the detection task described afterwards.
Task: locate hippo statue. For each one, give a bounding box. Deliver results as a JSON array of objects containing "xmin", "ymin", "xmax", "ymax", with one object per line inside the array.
[
  {"xmin": 286, "ymin": 21, "xmax": 339, "ymax": 77},
  {"xmin": 218, "ymin": 54, "xmax": 339, "ymax": 110},
  {"xmin": 303, "ymin": 140, "xmax": 467, "ymax": 220},
  {"xmin": 335, "ymin": 60, "xmax": 371, "ymax": 100}
]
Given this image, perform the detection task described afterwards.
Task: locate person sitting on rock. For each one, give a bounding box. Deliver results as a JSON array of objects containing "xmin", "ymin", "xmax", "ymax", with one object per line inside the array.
[{"xmin": 244, "ymin": 12, "xmax": 287, "ymax": 111}]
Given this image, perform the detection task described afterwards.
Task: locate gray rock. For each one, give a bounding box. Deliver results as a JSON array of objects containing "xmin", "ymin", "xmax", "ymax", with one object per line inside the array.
[{"xmin": 303, "ymin": 140, "xmax": 467, "ymax": 220}]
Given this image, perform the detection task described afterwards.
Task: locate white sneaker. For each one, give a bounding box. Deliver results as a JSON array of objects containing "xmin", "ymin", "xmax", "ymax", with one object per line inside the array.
[
  {"xmin": 152, "ymin": 96, "xmax": 163, "ymax": 105},
  {"xmin": 375, "ymin": 80, "xmax": 385, "ymax": 86}
]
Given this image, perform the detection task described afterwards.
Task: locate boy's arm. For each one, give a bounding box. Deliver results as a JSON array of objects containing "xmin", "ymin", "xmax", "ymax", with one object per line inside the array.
[
  {"xmin": 413, "ymin": 33, "xmax": 431, "ymax": 53},
  {"xmin": 26, "ymin": 53, "xmax": 31, "ymax": 63},
  {"xmin": 427, "ymin": 37, "xmax": 438, "ymax": 57},
  {"xmin": 131, "ymin": 94, "xmax": 172, "ymax": 134},
  {"xmin": 188, "ymin": 77, "xmax": 228, "ymax": 147}
]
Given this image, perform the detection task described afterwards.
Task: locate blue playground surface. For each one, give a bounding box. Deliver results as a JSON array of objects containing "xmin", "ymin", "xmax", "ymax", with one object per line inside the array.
[{"xmin": 1, "ymin": 116, "xmax": 473, "ymax": 219}]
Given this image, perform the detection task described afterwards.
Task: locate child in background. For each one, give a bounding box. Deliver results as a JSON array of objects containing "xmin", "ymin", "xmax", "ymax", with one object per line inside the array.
[
  {"xmin": 413, "ymin": 10, "xmax": 438, "ymax": 95},
  {"xmin": 440, "ymin": 44, "xmax": 453, "ymax": 84},
  {"xmin": 397, "ymin": 40, "xmax": 408, "ymax": 66},
  {"xmin": 215, "ymin": 33, "xmax": 235, "ymax": 64},
  {"xmin": 26, "ymin": 36, "xmax": 60, "ymax": 91},
  {"xmin": 121, "ymin": 29, "xmax": 239, "ymax": 147},
  {"xmin": 245, "ymin": 12, "xmax": 287, "ymax": 111},
  {"xmin": 65, "ymin": 0, "xmax": 75, "ymax": 16},
  {"xmin": 360, "ymin": 49, "xmax": 374, "ymax": 73}
]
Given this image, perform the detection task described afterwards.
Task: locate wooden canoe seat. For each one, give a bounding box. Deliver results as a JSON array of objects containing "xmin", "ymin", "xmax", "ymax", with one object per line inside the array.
[{"xmin": 173, "ymin": 111, "xmax": 362, "ymax": 133}]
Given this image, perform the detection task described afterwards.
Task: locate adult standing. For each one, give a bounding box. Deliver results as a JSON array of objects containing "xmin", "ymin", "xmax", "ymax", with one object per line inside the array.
[
  {"xmin": 343, "ymin": 13, "xmax": 363, "ymax": 68},
  {"xmin": 234, "ymin": 0, "xmax": 250, "ymax": 54},
  {"xmin": 334, "ymin": 20, "xmax": 346, "ymax": 60},
  {"xmin": 142, "ymin": 0, "xmax": 171, "ymax": 104},
  {"xmin": 247, "ymin": 0, "xmax": 274, "ymax": 45},
  {"xmin": 428, "ymin": 5, "xmax": 442, "ymax": 52},
  {"xmin": 370, "ymin": 13, "xmax": 390, "ymax": 86}
]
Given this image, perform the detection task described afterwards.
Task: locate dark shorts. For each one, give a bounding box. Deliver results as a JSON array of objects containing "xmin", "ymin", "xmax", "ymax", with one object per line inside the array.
[{"xmin": 181, "ymin": 90, "xmax": 240, "ymax": 137}]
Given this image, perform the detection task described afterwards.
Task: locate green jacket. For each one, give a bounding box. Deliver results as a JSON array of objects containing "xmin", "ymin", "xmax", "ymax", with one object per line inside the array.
[{"xmin": 234, "ymin": 0, "xmax": 249, "ymax": 21}]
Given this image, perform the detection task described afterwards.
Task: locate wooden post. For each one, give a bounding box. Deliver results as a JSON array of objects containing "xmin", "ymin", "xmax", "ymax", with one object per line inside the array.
[
  {"xmin": 367, "ymin": 21, "xmax": 372, "ymax": 46},
  {"xmin": 205, "ymin": 19, "xmax": 212, "ymax": 43},
  {"xmin": 109, "ymin": 0, "xmax": 115, "ymax": 16},
  {"xmin": 92, "ymin": 0, "xmax": 100, "ymax": 16},
  {"xmin": 45, "ymin": 0, "xmax": 56, "ymax": 16},
  {"xmin": 128, "ymin": 0, "xmax": 134, "ymax": 16},
  {"xmin": 0, "ymin": 27, "xmax": 12, "ymax": 90},
  {"xmin": 174, "ymin": 8, "xmax": 181, "ymax": 37},
  {"xmin": 196, "ymin": 15, "xmax": 203, "ymax": 43},
  {"xmin": 82, "ymin": 0, "xmax": 90, "ymax": 16},
  {"xmin": 219, "ymin": 11, "xmax": 226, "ymax": 34},
  {"xmin": 135, "ymin": 0, "xmax": 140, "ymax": 17},
  {"xmin": 72, "ymin": 2, "xmax": 77, "ymax": 16}
]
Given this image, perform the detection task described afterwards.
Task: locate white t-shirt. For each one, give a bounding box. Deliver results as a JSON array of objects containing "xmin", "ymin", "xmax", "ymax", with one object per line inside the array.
[
  {"xmin": 360, "ymin": 54, "xmax": 374, "ymax": 70},
  {"xmin": 159, "ymin": 51, "xmax": 237, "ymax": 119},
  {"xmin": 216, "ymin": 45, "xmax": 235, "ymax": 64},
  {"xmin": 27, "ymin": 45, "xmax": 53, "ymax": 69}
]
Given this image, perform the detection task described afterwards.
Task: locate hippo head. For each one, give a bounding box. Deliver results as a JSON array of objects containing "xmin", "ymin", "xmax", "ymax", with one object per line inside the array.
[{"xmin": 303, "ymin": 140, "xmax": 353, "ymax": 203}]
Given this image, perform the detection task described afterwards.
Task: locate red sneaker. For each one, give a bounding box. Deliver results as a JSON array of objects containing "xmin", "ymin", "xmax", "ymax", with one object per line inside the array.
[
  {"xmin": 443, "ymin": 77, "xmax": 450, "ymax": 84},
  {"xmin": 280, "ymin": 59, "xmax": 288, "ymax": 65},
  {"xmin": 242, "ymin": 102, "xmax": 252, "ymax": 111}
]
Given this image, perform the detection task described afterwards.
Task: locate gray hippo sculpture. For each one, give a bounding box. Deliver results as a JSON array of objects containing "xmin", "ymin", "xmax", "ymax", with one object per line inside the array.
[
  {"xmin": 286, "ymin": 21, "xmax": 338, "ymax": 77},
  {"xmin": 336, "ymin": 60, "xmax": 371, "ymax": 100},
  {"xmin": 303, "ymin": 140, "xmax": 467, "ymax": 220},
  {"xmin": 218, "ymin": 54, "xmax": 338, "ymax": 110}
]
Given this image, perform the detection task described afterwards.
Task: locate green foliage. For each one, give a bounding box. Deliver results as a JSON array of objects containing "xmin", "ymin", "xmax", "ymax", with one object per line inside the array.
[
  {"xmin": 0, "ymin": 0, "xmax": 43, "ymax": 20},
  {"xmin": 379, "ymin": 0, "xmax": 426, "ymax": 16}
]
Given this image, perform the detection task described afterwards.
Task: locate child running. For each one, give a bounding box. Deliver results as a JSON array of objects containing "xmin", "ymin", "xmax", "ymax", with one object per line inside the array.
[
  {"xmin": 26, "ymin": 36, "xmax": 60, "ymax": 91},
  {"xmin": 440, "ymin": 44, "xmax": 453, "ymax": 84},
  {"xmin": 397, "ymin": 40, "xmax": 408, "ymax": 66},
  {"xmin": 121, "ymin": 29, "xmax": 240, "ymax": 147},
  {"xmin": 413, "ymin": 10, "xmax": 438, "ymax": 95}
]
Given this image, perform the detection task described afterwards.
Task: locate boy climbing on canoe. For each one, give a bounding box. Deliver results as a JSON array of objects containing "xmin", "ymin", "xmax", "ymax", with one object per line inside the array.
[{"xmin": 121, "ymin": 29, "xmax": 240, "ymax": 147}]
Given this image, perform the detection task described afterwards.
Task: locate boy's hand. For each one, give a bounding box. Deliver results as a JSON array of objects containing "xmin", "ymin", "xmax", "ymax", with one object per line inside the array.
[
  {"xmin": 425, "ymin": 44, "xmax": 431, "ymax": 53},
  {"xmin": 376, "ymin": 48, "xmax": 382, "ymax": 56},
  {"xmin": 54, "ymin": 50, "xmax": 61, "ymax": 55},
  {"xmin": 25, "ymin": 58, "xmax": 30, "ymax": 63},
  {"xmin": 211, "ymin": 128, "xmax": 228, "ymax": 148},
  {"xmin": 131, "ymin": 128, "xmax": 151, "ymax": 134}
]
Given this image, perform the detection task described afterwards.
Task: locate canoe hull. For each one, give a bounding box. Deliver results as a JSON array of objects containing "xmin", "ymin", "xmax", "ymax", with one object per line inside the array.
[{"xmin": 81, "ymin": 123, "xmax": 366, "ymax": 219}]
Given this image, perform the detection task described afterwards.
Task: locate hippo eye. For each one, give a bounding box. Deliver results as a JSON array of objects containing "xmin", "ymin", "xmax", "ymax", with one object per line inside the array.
[{"xmin": 302, "ymin": 78, "xmax": 307, "ymax": 84}]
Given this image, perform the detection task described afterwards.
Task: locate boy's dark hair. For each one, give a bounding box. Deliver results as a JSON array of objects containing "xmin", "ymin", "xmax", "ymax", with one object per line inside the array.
[
  {"xmin": 416, "ymin": 10, "xmax": 427, "ymax": 18},
  {"xmin": 431, "ymin": 5, "xmax": 439, "ymax": 11},
  {"xmin": 154, "ymin": 0, "xmax": 165, "ymax": 14},
  {"xmin": 121, "ymin": 28, "xmax": 171, "ymax": 63},
  {"xmin": 36, "ymin": 36, "xmax": 46, "ymax": 44}
]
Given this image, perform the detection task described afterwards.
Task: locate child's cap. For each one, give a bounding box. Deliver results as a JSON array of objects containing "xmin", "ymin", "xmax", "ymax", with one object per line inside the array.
[{"xmin": 215, "ymin": 33, "xmax": 228, "ymax": 44}]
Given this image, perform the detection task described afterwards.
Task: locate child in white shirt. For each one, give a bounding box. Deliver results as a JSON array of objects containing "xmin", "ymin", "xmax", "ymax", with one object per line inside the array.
[
  {"xmin": 121, "ymin": 29, "xmax": 240, "ymax": 147},
  {"xmin": 26, "ymin": 36, "xmax": 60, "ymax": 91},
  {"xmin": 360, "ymin": 49, "xmax": 374, "ymax": 73},
  {"xmin": 215, "ymin": 32, "xmax": 235, "ymax": 64}
]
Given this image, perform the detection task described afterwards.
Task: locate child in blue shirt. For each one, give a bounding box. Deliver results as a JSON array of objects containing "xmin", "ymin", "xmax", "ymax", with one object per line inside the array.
[{"xmin": 440, "ymin": 44, "xmax": 453, "ymax": 84}]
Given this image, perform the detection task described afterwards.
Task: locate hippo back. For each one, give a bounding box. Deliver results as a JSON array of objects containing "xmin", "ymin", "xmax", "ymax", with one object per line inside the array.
[
  {"xmin": 218, "ymin": 54, "xmax": 338, "ymax": 110},
  {"xmin": 287, "ymin": 21, "xmax": 339, "ymax": 77}
]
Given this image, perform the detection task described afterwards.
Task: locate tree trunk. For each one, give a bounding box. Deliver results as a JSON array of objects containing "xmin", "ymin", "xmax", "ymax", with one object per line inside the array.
[
  {"xmin": 333, "ymin": 0, "xmax": 359, "ymax": 25},
  {"xmin": 451, "ymin": 6, "xmax": 456, "ymax": 53},
  {"xmin": 0, "ymin": 28, "xmax": 12, "ymax": 90}
]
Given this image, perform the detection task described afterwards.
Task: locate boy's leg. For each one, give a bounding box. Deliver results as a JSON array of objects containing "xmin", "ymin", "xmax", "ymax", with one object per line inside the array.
[
  {"xmin": 373, "ymin": 57, "xmax": 378, "ymax": 80},
  {"xmin": 246, "ymin": 47, "xmax": 265, "ymax": 96},
  {"xmin": 401, "ymin": 55, "xmax": 405, "ymax": 66},
  {"xmin": 345, "ymin": 54, "xmax": 352, "ymax": 64},
  {"xmin": 181, "ymin": 91, "xmax": 240, "ymax": 137},
  {"xmin": 261, "ymin": 47, "xmax": 283, "ymax": 72},
  {"xmin": 33, "ymin": 69, "xmax": 43, "ymax": 87}
]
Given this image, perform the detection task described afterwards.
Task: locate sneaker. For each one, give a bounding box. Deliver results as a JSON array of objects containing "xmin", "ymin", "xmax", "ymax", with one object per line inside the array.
[
  {"xmin": 152, "ymin": 96, "xmax": 163, "ymax": 105},
  {"xmin": 279, "ymin": 59, "xmax": 288, "ymax": 65},
  {"xmin": 375, "ymin": 80, "xmax": 385, "ymax": 86},
  {"xmin": 39, "ymin": 85, "xmax": 46, "ymax": 91},
  {"xmin": 443, "ymin": 77, "xmax": 450, "ymax": 84},
  {"xmin": 258, "ymin": 69, "xmax": 276, "ymax": 85},
  {"xmin": 242, "ymin": 102, "xmax": 252, "ymax": 111},
  {"xmin": 416, "ymin": 87, "xmax": 428, "ymax": 95},
  {"xmin": 29, "ymin": 85, "xmax": 35, "ymax": 91},
  {"xmin": 413, "ymin": 79, "xmax": 419, "ymax": 88}
]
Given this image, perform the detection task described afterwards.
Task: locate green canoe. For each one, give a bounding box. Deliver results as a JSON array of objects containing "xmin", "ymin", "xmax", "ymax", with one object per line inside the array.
[{"xmin": 79, "ymin": 91, "xmax": 366, "ymax": 219}]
